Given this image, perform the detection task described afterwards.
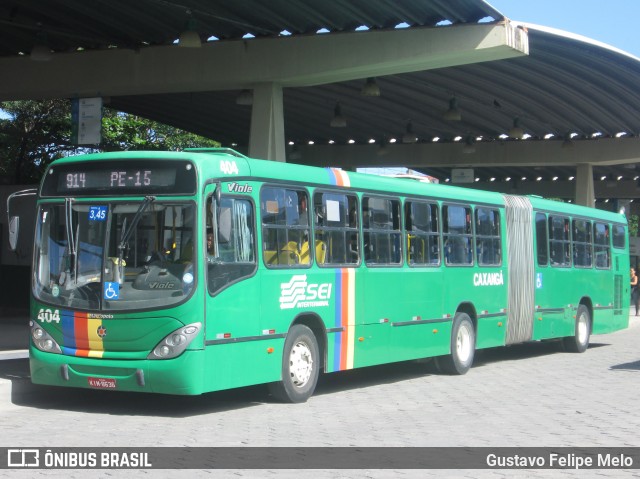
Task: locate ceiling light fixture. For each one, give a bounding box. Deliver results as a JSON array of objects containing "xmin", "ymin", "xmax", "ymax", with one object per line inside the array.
[
  {"xmin": 30, "ymin": 29, "xmax": 52, "ymax": 61},
  {"xmin": 361, "ymin": 78, "xmax": 381, "ymax": 97},
  {"xmin": 443, "ymin": 97, "xmax": 461, "ymax": 121},
  {"xmin": 236, "ymin": 89, "xmax": 253, "ymax": 105},
  {"xmin": 562, "ymin": 133, "xmax": 574, "ymax": 149},
  {"xmin": 289, "ymin": 146, "xmax": 301, "ymax": 161},
  {"xmin": 377, "ymin": 139, "xmax": 388, "ymax": 156},
  {"xmin": 509, "ymin": 118, "xmax": 524, "ymax": 139},
  {"xmin": 179, "ymin": 12, "xmax": 201, "ymax": 48},
  {"xmin": 442, "ymin": 96, "xmax": 462, "ymax": 121},
  {"xmin": 462, "ymin": 136, "xmax": 475, "ymax": 154},
  {"xmin": 402, "ymin": 121, "xmax": 417, "ymax": 143},
  {"xmin": 330, "ymin": 102, "xmax": 347, "ymax": 127}
]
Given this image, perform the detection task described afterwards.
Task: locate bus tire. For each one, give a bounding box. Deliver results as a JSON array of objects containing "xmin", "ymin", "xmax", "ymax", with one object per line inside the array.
[
  {"xmin": 268, "ymin": 324, "xmax": 319, "ymax": 403},
  {"xmin": 563, "ymin": 304, "xmax": 591, "ymax": 353},
  {"xmin": 436, "ymin": 312, "xmax": 475, "ymax": 375}
]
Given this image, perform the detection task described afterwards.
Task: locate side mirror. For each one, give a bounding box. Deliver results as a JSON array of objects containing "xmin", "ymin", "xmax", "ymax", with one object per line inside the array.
[{"xmin": 8, "ymin": 216, "xmax": 19, "ymax": 251}]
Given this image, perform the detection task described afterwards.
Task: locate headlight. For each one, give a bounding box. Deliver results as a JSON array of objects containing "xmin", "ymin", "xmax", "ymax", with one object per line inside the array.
[
  {"xmin": 148, "ymin": 322, "xmax": 201, "ymax": 359},
  {"xmin": 30, "ymin": 320, "xmax": 62, "ymax": 354}
]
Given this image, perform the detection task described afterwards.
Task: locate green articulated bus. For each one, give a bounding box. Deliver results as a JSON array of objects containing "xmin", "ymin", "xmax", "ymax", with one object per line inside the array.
[{"xmin": 24, "ymin": 149, "xmax": 629, "ymax": 402}]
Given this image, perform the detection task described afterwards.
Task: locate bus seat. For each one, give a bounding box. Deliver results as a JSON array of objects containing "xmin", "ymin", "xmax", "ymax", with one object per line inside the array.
[
  {"xmin": 299, "ymin": 241, "xmax": 311, "ymax": 264},
  {"xmin": 281, "ymin": 241, "xmax": 300, "ymax": 264},
  {"xmin": 282, "ymin": 241, "xmax": 299, "ymax": 253},
  {"xmin": 315, "ymin": 240, "xmax": 327, "ymax": 264},
  {"xmin": 278, "ymin": 251, "xmax": 298, "ymax": 265},
  {"xmin": 264, "ymin": 250, "xmax": 278, "ymax": 264}
]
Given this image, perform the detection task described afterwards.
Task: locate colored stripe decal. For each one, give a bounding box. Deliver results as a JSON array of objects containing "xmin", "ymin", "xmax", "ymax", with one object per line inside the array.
[
  {"xmin": 346, "ymin": 268, "xmax": 355, "ymax": 369},
  {"xmin": 327, "ymin": 168, "xmax": 351, "ymax": 187},
  {"xmin": 340, "ymin": 269, "xmax": 349, "ymax": 370},
  {"xmin": 333, "ymin": 271, "xmax": 343, "ymax": 372},
  {"xmin": 333, "ymin": 268, "xmax": 356, "ymax": 371},
  {"xmin": 60, "ymin": 310, "xmax": 104, "ymax": 358}
]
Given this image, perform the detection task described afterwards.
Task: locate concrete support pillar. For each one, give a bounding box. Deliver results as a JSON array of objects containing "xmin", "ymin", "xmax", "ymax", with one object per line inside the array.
[
  {"xmin": 575, "ymin": 164, "xmax": 595, "ymax": 207},
  {"xmin": 248, "ymin": 83, "xmax": 286, "ymax": 162}
]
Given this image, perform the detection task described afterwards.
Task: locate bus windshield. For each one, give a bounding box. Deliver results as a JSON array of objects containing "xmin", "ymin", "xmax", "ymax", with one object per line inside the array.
[{"xmin": 33, "ymin": 200, "xmax": 196, "ymax": 311}]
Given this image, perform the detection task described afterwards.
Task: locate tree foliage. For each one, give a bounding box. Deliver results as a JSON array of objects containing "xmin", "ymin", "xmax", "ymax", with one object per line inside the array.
[
  {"xmin": 0, "ymin": 100, "xmax": 220, "ymax": 184},
  {"xmin": 101, "ymin": 110, "xmax": 220, "ymax": 152},
  {"xmin": 0, "ymin": 100, "xmax": 75, "ymax": 183},
  {"xmin": 629, "ymin": 214, "xmax": 638, "ymax": 237}
]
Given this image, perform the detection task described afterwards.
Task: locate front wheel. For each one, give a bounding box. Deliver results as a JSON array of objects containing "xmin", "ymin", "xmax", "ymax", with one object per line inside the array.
[
  {"xmin": 435, "ymin": 312, "xmax": 475, "ymax": 375},
  {"xmin": 563, "ymin": 305, "xmax": 591, "ymax": 353},
  {"xmin": 268, "ymin": 324, "xmax": 320, "ymax": 403}
]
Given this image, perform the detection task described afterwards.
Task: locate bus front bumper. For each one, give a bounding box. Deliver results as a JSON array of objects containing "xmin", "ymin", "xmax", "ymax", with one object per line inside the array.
[{"xmin": 29, "ymin": 347, "xmax": 205, "ymax": 395}]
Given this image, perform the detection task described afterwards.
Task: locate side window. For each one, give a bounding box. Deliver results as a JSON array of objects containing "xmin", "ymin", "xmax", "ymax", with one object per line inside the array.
[
  {"xmin": 535, "ymin": 212, "xmax": 548, "ymax": 266},
  {"xmin": 594, "ymin": 222, "xmax": 611, "ymax": 269},
  {"xmin": 549, "ymin": 215, "xmax": 570, "ymax": 267},
  {"xmin": 572, "ymin": 219, "xmax": 592, "ymax": 268},
  {"xmin": 475, "ymin": 207, "xmax": 501, "ymax": 266},
  {"xmin": 443, "ymin": 204, "xmax": 472, "ymax": 266},
  {"xmin": 405, "ymin": 201, "xmax": 440, "ymax": 266},
  {"xmin": 613, "ymin": 224, "xmax": 626, "ymax": 249},
  {"xmin": 362, "ymin": 196, "xmax": 402, "ymax": 265},
  {"xmin": 206, "ymin": 195, "xmax": 256, "ymax": 295},
  {"xmin": 313, "ymin": 191, "xmax": 359, "ymax": 265},
  {"xmin": 260, "ymin": 187, "xmax": 310, "ymax": 268}
]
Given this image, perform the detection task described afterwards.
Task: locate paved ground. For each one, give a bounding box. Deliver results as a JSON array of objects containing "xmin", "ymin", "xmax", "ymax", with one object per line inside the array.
[{"xmin": 0, "ymin": 309, "xmax": 638, "ymax": 478}]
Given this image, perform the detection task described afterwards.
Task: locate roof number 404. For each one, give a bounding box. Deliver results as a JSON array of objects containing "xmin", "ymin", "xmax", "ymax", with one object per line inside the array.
[{"xmin": 220, "ymin": 160, "xmax": 239, "ymax": 175}]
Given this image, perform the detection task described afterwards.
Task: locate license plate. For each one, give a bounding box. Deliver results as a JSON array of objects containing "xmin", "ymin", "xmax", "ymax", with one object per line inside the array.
[{"xmin": 88, "ymin": 377, "xmax": 117, "ymax": 389}]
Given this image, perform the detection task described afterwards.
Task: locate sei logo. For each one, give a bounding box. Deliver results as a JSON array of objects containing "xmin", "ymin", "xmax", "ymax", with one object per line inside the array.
[
  {"xmin": 37, "ymin": 308, "xmax": 61, "ymax": 323},
  {"xmin": 220, "ymin": 160, "xmax": 239, "ymax": 175},
  {"xmin": 280, "ymin": 275, "xmax": 333, "ymax": 310}
]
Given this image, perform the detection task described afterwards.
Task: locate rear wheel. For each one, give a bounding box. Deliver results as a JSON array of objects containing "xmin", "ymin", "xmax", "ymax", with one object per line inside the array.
[
  {"xmin": 563, "ymin": 304, "xmax": 591, "ymax": 353},
  {"xmin": 435, "ymin": 312, "xmax": 475, "ymax": 375},
  {"xmin": 268, "ymin": 324, "xmax": 319, "ymax": 403}
]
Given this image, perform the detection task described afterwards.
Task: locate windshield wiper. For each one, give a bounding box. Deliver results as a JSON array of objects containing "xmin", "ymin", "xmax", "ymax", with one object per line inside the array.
[
  {"xmin": 116, "ymin": 196, "xmax": 155, "ymax": 280},
  {"xmin": 59, "ymin": 198, "xmax": 77, "ymax": 288}
]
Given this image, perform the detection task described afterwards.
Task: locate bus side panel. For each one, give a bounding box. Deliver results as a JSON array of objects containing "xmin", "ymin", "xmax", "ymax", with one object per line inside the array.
[
  {"xmin": 593, "ymin": 248, "xmax": 629, "ymax": 334},
  {"xmin": 385, "ymin": 321, "xmax": 452, "ymax": 364},
  {"xmin": 444, "ymin": 266, "xmax": 508, "ymax": 350},
  {"xmin": 204, "ymin": 270, "xmax": 285, "ymax": 392},
  {"xmin": 476, "ymin": 316, "xmax": 507, "ymax": 349},
  {"xmin": 532, "ymin": 267, "xmax": 572, "ymax": 340},
  {"xmin": 362, "ymin": 267, "xmax": 448, "ymax": 365},
  {"xmin": 350, "ymin": 323, "xmax": 391, "ymax": 369},
  {"xmin": 201, "ymin": 341, "xmax": 284, "ymax": 392}
]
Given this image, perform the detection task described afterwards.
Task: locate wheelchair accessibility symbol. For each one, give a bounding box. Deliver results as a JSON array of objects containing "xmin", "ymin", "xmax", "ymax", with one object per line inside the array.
[{"xmin": 104, "ymin": 282, "xmax": 120, "ymax": 300}]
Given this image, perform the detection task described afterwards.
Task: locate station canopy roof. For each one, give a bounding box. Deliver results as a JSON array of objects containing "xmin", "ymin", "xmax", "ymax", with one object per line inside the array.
[{"xmin": 3, "ymin": 0, "xmax": 640, "ymax": 184}]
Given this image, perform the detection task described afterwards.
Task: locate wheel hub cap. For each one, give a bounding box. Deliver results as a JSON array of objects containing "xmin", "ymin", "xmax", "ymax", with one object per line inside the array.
[
  {"xmin": 456, "ymin": 325, "xmax": 472, "ymax": 363},
  {"xmin": 289, "ymin": 341, "xmax": 313, "ymax": 387}
]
